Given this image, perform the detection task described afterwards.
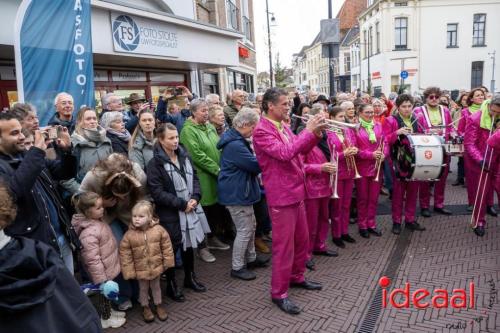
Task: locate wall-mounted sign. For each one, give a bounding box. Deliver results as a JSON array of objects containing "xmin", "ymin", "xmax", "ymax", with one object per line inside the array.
[
  {"xmin": 111, "ymin": 71, "xmax": 147, "ymax": 82},
  {"xmin": 238, "ymin": 46, "xmax": 249, "ymax": 58},
  {"xmin": 94, "ymin": 70, "xmax": 108, "ymax": 81},
  {"xmin": 149, "ymin": 72, "xmax": 185, "ymax": 82},
  {"xmin": 372, "ymin": 71, "xmax": 382, "ymax": 80},
  {"xmin": 111, "ymin": 12, "xmax": 179, "ymax": 57},
  {"xmin": 0, "ymin": 66, "xmax": 16, "ymax": 80}
]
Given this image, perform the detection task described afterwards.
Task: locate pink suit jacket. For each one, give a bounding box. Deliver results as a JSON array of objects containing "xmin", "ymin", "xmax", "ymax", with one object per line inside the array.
[
  {"xmin": 327, "ymin": 129, "xmax": 357, "ymax": 180},
  {"xmin": 355, "ymin": 122, "xmax": 389, "ymax": 177},
  {"xmin": 464, "ymin": 111, "xmax": 499, "ymax": 170},
  {"xmin": 413, "ymin": 105, "xmax": 453, "ymax": 141},
  {"xmin": 303, "ymin": 145, "xmax": 332, "ymax": 199},
  {"xmin": 253, "ymin": 117, "xmax": 320, "ymax": 207}
]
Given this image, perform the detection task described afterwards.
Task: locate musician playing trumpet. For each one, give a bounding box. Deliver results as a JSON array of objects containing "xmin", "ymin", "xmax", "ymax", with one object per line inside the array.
[
  {"xmin": 327, "ymin": 106, "xmax": 359, "ymax": 248},
  {"xmin": 302, "ymin": 105, "xmax": 339, "ymax": 271},
  {"xmin": 355, "ymin": 104, "xmax": 389, "ymax": 238},
  {"xmin": 464, "ymin": 96, "xmax": 500, "ymax": 237},
  {"xmin": 383, "ymin": 94, "xmax": 426, "ymax": 235}
]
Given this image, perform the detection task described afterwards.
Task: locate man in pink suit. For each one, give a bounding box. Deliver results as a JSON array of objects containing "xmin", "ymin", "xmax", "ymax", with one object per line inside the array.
[
  {"xmin": 253, "ymin": 88, "xmax": 326, "ymax": 315},
  {"xmin": 413, "ymin": 87, "xmax": 453, "ymax": 217},
  {"xmin": 383, "ymin": 94, "xmax": 426, "ymax": 234},
  {"xmin": 464, "ymin": 96, "xmax": 500, "ymax": 236}
]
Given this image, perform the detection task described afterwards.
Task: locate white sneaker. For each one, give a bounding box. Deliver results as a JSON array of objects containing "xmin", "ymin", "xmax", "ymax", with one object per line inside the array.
[
  {"xmin": 207, "ymin": 237, "xmax": 230, "ymax": 250},
  {"xmin": 110, "ymin": 308, "xmax": 126, "ymax": 318},
  {"xmin": 117, "ymin": 299, "xmax": 132, "ymax": 311},
  {"xmin": 101, "ymin": 316, "xmax": 126, "ymax": 328},
  {"xmin": 198, "ymin": 248, "xmax": 216, "ymax": 263}
]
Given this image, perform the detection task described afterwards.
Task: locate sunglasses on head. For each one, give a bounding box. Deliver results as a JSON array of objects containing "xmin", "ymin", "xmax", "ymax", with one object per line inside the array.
[{"xmin": 428, "ymin": 95, "xmax": 440, "ymax": 100}]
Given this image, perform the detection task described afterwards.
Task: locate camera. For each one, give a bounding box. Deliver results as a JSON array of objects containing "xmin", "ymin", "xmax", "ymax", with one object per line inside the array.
[{"xmin": 40, "ymin": 126, "xmax": 61, "ymax": 140}]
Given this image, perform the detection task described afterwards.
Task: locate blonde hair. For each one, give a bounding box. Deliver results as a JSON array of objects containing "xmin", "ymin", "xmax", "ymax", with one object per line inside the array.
[
  {"xmin": 75, "ymin": 106, "xmax": 96, "ymax": 134},
  {"xmin": 72, "ymin": 192, "xmax": 101, "ymax": 217},
  {"xmin": 208, "ymin": 105, "xmax": 223, "ymax": 121},
  {"xmin": 132, "ymin": 200, "xmax": 154, "ymax": 218},
  {"xmin": 128, "ymin": 110, "xmax": 155, "ymax": 151}
]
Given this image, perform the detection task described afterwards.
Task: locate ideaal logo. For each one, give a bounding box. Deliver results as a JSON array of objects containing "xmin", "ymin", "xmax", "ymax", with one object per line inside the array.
[
  {"xmin": 113, "ymin": 15, "xmax": 140, "ymax": 51},
  {"xmin": 379, "ymin": 276, "xmax": 475, "ymax": 309}
]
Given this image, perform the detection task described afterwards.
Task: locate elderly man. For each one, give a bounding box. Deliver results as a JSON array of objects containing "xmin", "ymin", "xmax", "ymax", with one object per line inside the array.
[
  {"xmin": 125, "ymin": 92, "xmax": 150, "ymax": 133},
  {"xmin": 253, "ymin": 88, "xmax": 327, "ymax": 315},
  {"xmin": 102, "ymin": 93, "xmax": 124, "ymax": 114},
  {"xmin": 223, "ymin": 89, "xmax": 245, "ymax": 127},
  {"xmin": 49, "ymin": 92, "xmax": 75, "ymax": 132}
]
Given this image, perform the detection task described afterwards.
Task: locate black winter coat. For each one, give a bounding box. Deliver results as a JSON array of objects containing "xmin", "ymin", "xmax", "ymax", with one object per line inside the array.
[
  {"xmin": 0, "ymin": 147, "xmax": 80, "ymax": 252},
  {"xmin": 146, "ymin": 144, "xmax": 201, "ymax": 247},
  {"xmin": 106, "ymin": 131, "xmax": 129, "ymax": 155},
  {"xmin": 0, "ymin": 237, "xmax": 101, "ymax": 332}
]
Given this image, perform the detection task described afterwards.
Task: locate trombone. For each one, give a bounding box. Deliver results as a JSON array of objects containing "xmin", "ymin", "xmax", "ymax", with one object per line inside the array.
[
  {"xmin": 374, "ymin": 139, "xmax": 385, "ymax": 183},
  {"xmin": 342, "ymin": 136, "xmax": 361, "ymax": 179},
  {"xmin": 291, "ymin": 114, "xmax": 360, "ymax": 132},
  {"xmin": 330, "ymin": 148, "xmax": 339, "ymax": 199}
]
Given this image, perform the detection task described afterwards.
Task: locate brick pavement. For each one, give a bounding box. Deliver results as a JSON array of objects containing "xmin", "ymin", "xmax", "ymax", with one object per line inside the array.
[{"xmin": 108, "ymin": 170, "xmax": 499, "ymax": 333}]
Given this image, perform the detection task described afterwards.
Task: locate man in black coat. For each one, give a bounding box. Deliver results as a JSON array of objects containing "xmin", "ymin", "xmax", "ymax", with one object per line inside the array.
[{"xmin": 0, "ymin": 112, "xmax": 80, "ymax": 273}]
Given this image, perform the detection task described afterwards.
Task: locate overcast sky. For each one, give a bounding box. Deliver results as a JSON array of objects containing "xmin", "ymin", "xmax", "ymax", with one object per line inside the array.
[{"xmin": 253, "ymin": 0, "xmax": 346, "ymax": 73}]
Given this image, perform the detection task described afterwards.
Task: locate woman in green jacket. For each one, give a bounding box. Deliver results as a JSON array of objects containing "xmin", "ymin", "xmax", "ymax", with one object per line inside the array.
[{"xmin": 180, "ymin": 99, "xmax": 231, "ymax": 263}]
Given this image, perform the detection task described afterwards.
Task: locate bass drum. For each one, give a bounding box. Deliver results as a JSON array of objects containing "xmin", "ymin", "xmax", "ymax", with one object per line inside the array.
[{"xmin": 392, "ymin": 134, "xmax": 445, "ymax": 181}]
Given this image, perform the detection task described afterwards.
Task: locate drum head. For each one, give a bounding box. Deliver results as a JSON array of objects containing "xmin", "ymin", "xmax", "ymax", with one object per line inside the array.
[{"xmin": 392, "ymin": 134, "xmax": 415, "ymax": 180}]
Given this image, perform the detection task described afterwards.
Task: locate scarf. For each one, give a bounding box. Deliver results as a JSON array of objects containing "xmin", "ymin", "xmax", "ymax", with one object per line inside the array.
[
  {"xmin": 480, "ymin": 100, "xmax": 496, "ymax": 131},
  {"xmin": 163, "ymin": 157, "xmax": 210, "ymax": 250},
  {"xmin": 107, "ymin": 128, "xmax": 131, "ymax": 142},
  {"xmin": 0, "ymin": 229, "xmax": 11, "ymax": 250},
  {"xmin": 360, "ymin": 117, "xmax": 376, "ymax": 143},
  {"xmin": 469, "ymin": 103, "xmax": 482, "ymax": 114},
  {"xmin": 82, "ymin": 126, "xmax": 107, "ymax": 144}
]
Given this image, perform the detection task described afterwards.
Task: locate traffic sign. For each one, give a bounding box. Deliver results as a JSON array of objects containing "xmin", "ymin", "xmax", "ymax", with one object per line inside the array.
[{"xmin": 400, "ymin": 70, "xmax": 409, "ymax": 79}]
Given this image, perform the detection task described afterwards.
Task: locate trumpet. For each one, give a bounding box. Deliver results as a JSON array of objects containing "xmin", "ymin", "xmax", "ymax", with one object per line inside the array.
[
  {"xmin": 291, "ymin": 114, "xmax": 360, "ymax": 132},
  {"xmin": 330, "ymin": 148, "xmax": 339, "ymax": 199},
  {"xmin": 342, "ymin": 137, "xmax": 361, "ymax": 179},
  {"xmin": 374, "ymin": 140, "xmax": 385, "ymax": 183}
]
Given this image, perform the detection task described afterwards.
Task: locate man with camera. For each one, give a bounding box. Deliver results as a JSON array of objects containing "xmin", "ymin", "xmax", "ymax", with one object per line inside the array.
[
  {"xmin": 156, "ymin": 85, "xmax": 193, "ymax": 133},
  {"xmin": 0, "ymin": 112, "xmax": 79, "ymax": 273}
]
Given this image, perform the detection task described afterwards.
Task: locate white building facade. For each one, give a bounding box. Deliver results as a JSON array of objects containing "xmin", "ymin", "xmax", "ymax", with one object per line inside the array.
[{"xmin": 359, "ymin": 0, "xmax": 500, "ymax": 95}]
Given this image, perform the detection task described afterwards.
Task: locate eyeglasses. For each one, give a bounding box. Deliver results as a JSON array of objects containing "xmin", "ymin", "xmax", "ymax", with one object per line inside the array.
[{"xmin": 428, "ymin": 95, "xmax": 440, "ymax": 100}]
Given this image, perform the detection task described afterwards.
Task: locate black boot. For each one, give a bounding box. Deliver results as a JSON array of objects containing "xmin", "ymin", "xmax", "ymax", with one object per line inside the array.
[
  {"xmin": 182, "ymin": 248, "xmax": 207, "ymax": 292},
  {"xmin": 165, "ymin": 267, "xmax": 185, "ymax": 302}
]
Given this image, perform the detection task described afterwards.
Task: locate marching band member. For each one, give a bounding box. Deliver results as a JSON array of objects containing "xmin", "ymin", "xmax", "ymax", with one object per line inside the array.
[
  {"xmin": 459, "ymin": 88, "xmax": 497, "ymax": 216},
  {"xmin": 487, "ymin": 120, "xmax": 500, "ymax": 205},
  {"xmin": 355, "ymin": 104, "xmax": 389, "ymax": 238},
  {"xmin": 327, "ymin": 106, "xmax": 358, "ymax": 248},
  {"xmin": 383, "ymin": 94, "xmax": 425, "ymax": 235},
  {"xmin": 413, "ymin": 87, "xmax": 453, "ymax": 217},
  {"xmin": 252, "ymin": 88, "xmax": 326, "ymax": 315},
  {"xmin": 464, "ymin": 97, "xmax": 500, "ymax": 237},
  {"xmin": 302, "ymin": 105, "xmax": 338, "ymax": 271}
]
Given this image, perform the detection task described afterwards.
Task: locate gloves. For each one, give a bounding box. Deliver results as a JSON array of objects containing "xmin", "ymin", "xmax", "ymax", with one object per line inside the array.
[{"xmin": 100, "ymin": 280, "xmax": 120, "ymax": 301}]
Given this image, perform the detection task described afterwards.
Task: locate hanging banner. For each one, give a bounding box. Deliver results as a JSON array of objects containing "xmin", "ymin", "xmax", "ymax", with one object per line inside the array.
[{"xmin": 14, "ymin": 0, "xmax": 94, "ymax": 125}]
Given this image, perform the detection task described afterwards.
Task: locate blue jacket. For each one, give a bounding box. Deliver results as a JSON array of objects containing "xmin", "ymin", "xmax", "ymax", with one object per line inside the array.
[
  {"xmin": 156, "ymin": 97, "xmax": 190, "ymax": 133},
  {"xmin": 217, "ymin": 128, "xmax": 261, "ymax": 206}
]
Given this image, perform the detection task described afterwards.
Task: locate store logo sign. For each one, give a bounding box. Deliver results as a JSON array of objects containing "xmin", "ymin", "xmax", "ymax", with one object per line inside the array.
[
  {"xmin": 110, "ymin": 12, "xmax": 179, "ymax": 58},
  {"xmin": 112, "ymin": 15, "xmax": 140, "ymax": 51}
]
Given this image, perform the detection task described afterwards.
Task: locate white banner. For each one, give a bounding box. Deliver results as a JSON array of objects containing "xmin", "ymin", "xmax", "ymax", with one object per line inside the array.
[{"xmin": 111, "ymin": 12, "xmax": 179, "ymax": 58}]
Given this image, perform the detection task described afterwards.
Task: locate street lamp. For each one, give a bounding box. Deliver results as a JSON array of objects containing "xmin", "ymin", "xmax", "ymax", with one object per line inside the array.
[
  {"xmin": 266, "ymin": 0, "xmax": 275, "ymax": 87},
  {"xmin": 489, "ymin": 50, "xmax": 496, "ymax": 93}
]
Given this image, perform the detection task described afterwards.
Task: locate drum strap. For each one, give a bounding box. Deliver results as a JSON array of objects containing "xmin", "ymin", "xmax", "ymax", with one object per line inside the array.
[
  {"xmin": 421, "ymin": 105, "xmax": 446, "ymax": 129},
  {"xmin": 395, "ymin": 114, "xmax": 418, "ymax": 133}
]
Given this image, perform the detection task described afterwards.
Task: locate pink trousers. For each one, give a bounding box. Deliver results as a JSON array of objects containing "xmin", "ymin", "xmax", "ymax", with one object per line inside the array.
[
  {"xmin": 419, "ymin": 164, "xmax": 449, "ymax": 209},
  {"xmin": 465, "ymin": 155, "xmax": 494, "ymax": 206},
  {"xmin": 355, "ymin": 176, "xmax": 382, "ymax": 230},
  {"xmin": 330, "ymin": 179, "xmax": 354, "ymax": 238},
  {"xmin": 268, "ymin": 201, "xmax": 308, "ymax": 299},
  {"xmin": 471, "ymin": 169, "xmax": 495, "ymax": 227},
  {"xmin": 305, "ymin": 197, "xmax": 330, "ymax": 258},
  {"xmin": 392, "ymin": 178, "xmax": 419, "ymax": 224}
]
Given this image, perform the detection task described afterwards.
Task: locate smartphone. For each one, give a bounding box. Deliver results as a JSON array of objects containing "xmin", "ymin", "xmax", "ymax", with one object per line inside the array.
[
  {"xmin": 48, "ymin": 127, "xmax": 58, "ymax": 140},
  {"xmin": 175, "ymin": 87, "xmax": 184, "ymax": 96}
]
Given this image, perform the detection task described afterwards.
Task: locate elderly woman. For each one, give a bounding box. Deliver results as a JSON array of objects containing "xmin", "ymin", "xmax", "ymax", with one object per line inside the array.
[
  {"xmin": 180, "ymin": 99, "xmax": 229, "ymax": 263},
  {"xmin": 340, "ymin": 101, "xmax": 357, "ymax": 124},
  {"xmin": 217, "ymin": 108, "xmax": 267, "ymax": 281},
  {"xmin": 100, "ymin": 111, "xmax": 131, "ymax": 155},
  {"xmin": 61, "ymin": 107, "xmax": 113, "ymax": 193},
  {"xmin": 147, "ymin": 123, "xmax": 210, "ymax": 300},
  {"xmin": 129, "ymin": 110, "xmax": 156, "ymax": 170},
  {"xmin": 208, "ymin": 105, "xmax": 227, "ymax": 137}
]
